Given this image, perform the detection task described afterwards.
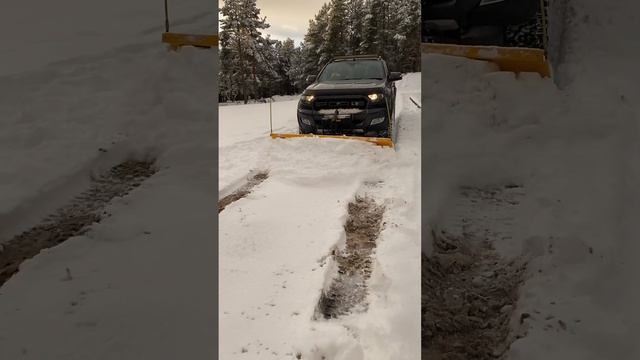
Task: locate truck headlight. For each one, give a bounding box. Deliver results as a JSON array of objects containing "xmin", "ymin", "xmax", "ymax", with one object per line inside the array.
[
  {"xmin": 367, "ymin": 93, "xmax": 384, "ymax": 102},
  {"xmin": 301, "ymin": 95, "xmax": 315, "ymax": 102}
]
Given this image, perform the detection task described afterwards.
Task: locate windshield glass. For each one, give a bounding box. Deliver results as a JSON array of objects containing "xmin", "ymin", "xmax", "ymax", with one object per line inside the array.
[{"xmin": 317, "ymin": 59, "xmax": 385, "ymax": 82}]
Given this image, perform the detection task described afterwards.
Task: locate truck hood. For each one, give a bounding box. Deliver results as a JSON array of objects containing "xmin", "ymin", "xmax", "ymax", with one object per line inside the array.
[{"xmin": 304, "ymin": 80, "xmax": 386, "ymax": 96}]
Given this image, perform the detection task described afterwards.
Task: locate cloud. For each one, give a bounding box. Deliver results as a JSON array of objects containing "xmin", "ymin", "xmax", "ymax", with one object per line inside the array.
[
  {"xmin": 220, "ymin": 0, "xmax": 327, "ymax": 45},
  {"xmin": 263, "ymin": 24, "xmax": 304, "ymax": 44}
]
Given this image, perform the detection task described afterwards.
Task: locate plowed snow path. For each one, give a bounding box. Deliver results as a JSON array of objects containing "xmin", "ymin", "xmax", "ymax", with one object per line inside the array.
[
  {"xmin": 0, "ymin": 160, "xmax": 156, "ymax": 287},
  {"xmin": 422, "ymin": 186, "xmax": 526, "ymax": 360},
  {"xmin": 218, "ymin": 171, "xmax": 269, "ymax": 213},
  {"xmin": 315, "ymin": 195, "xmax": 385, "ymax": 320},
  {"xmin": 219, "ymin": 73, "xmax": 421, "ymax": 360}
]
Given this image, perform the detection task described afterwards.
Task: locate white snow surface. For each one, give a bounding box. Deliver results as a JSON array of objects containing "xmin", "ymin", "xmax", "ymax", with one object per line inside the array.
[
  {"xmin": 0, "ymin": 2, "xmax": 218, "ymax": 359},
  {"xmin": 1, "ymin": 0, "xmax": 216, "ymax": 76},
  {"xmin": 422, "ymin": 0, "xmax": 640, "ymax": 358},
  {"xmin": 219, "ymin": 73, "xmax": 421, "ymax": 359}
]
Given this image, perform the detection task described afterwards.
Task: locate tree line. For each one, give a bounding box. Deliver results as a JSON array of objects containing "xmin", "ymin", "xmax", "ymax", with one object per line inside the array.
[{"xmin": 219, "ymin": 0, "xmax": 421, "ymax": 103}]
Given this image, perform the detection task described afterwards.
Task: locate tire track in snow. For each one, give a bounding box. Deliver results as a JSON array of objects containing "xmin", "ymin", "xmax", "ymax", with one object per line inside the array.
[
  {"xmin": 422, "ymin": 185, "xmax": 527, "ymax": 359},
  {"xmin": 0, "ymin": 159, "xmax": 156, "ymax": 287},
  {"xmin": 314, "ymin": 190, "xmax": 385, "ymax": 319},
  {"xmin": 218, "ymin": 170, "xmax": 269, "ymax": 213}
]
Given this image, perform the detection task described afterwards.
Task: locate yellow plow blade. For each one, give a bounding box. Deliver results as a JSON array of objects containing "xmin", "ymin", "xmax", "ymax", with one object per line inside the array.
[
  {"xmin": 270, "ymin": 133, "xmax": 394, "ymax": 148},
  {"xmin": 422, "ymin": 43, "xmax": 551, "ymax": 78},
  {"xmin": 162, "ymin": 33, "xmax": 218, "ymax": 50}
]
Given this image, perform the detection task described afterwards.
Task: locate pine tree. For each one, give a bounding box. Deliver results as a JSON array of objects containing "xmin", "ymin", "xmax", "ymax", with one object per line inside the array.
[
  {"xmin": 395, "ymin": 0, "xmax": 421, "ymax": 72},
  {"xmin": 254, "ymin": 35, "xmax": 280, "ymax": 98},
  {"xmin": 322, "ymin": 0, "xmax": 350, "ymax": 60},
  {"xmin": 288, "ymin": 43, "xmax": 306, "ymax": 92},
  {"xmin": 346, "ymin": 0, "xmax": 366, "ymax": 55},
  {"xmin": 276, "ymin": 38, "xmax": 297, "ymax": 94},
  {"xmin": 219, "ymin": 0, "xmax": 270, "ymax": 103},
  {"xmin": 302, "ymin": 4, "xmax": 331, "ymax": 79},
  {"xmin": 375, "ymin": 0, "xmax": 397, "ymax": 67},
  {"xmin": 360, "ymin": 0, "xmax": 381, "ymax": 55}
]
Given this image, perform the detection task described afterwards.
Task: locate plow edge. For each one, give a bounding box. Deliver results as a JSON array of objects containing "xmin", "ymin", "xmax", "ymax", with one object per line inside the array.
[{"xmin": 270, "ymin": 133, "xmax": 394, "ymax": 148}]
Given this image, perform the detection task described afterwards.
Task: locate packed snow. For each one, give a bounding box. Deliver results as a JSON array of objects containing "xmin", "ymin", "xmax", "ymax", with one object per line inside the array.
[
  {"xmin": 2, "ymin": 0, "xmax": 214, "ymax": 76},
  {"xmin": 422, "ymin": 0, "xmax": 640, "ymax": 358},
  {"xmin": 219, "ymin": 73, "xmax": 421, "ymax": 359},
  {"xmin": 0, "ymin": 1, "xmax": 218, "ymax": 359}
]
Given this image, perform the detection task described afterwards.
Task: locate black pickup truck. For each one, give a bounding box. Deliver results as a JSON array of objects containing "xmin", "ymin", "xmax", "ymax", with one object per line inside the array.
[{"xmin": 297, "ymin": 55, "xmax": 402, "ymax": 138}]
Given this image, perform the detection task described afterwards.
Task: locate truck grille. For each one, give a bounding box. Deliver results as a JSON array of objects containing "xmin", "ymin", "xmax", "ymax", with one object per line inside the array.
[{"xmin": 314, "ymin": 97, "xmax": 367, "ymax": 110}]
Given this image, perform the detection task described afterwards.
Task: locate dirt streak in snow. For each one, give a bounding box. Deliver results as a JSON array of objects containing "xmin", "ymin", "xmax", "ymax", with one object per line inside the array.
[
  {"xmin": 315, "ymin": 195, "xmax": 385, "ymax": 319},
  {"xmin": 422, "ymin": 185, "xmax": 527, "ymax": 360},
  {"xmin": 217, "ymin": 171, "xmax": 269, "ymax": 213},
  {"xmin": 0, "ymin": 159, "xmax": 156, "ymax": 287}
]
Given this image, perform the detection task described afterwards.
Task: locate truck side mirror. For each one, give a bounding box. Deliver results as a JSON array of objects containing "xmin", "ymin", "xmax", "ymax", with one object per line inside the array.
[
  {"xmin": 306, "ymin": 74, "xmax": 317, "ymax": 83},
  {"xmin": 389, "ymin": 72, "xmax": 403, "ymax": 81}
]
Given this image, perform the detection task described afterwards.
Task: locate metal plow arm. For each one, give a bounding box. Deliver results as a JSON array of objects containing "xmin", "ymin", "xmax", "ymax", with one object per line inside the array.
[
  {"xmin": 162, "ymin": 33, "xmax": 218, "ymax": 49},
  {"xmin": 421, "ymin": 43, "xmax": 552, "ymax": 78},
  {"xmin": 270, "ymin": 133, "xmax": 394, "ymax": 148}
]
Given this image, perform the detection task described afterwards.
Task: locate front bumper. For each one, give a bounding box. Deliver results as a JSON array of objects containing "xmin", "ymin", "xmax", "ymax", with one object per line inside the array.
[{"xmin": 297, "ymin": 102, "xmax": 390, "ymax": 137}]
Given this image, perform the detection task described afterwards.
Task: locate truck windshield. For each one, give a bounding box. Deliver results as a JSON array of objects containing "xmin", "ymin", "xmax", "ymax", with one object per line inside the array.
[{"xmin": 317, "ymin": 60, "xmax": 385, "ymax": 82}]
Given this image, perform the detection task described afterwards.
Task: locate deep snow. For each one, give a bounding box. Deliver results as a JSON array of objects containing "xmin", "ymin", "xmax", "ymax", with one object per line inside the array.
[
  {"xmin": 422, "ymin": 0, "xmax": 640, "ymax": 358},
  {"xmin": 0, "ymin": 1, "xmax": 219, "ymax": 359},
  {"xmin": 219, "ymin": 74, "xmax": 421, "ymax": 359},
  {"xmin": 1, "ymin": 0, "xmax": 215, "ymax": 76}
]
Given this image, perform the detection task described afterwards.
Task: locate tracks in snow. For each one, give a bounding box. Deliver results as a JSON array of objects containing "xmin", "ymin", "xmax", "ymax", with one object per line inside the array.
[
  {"xmin": 0, "ymin": 159, "xmax": 156, "ymax": 288},
  {"xmin": 422, "ymin": 185, "xmax": 527, "ymax": 359},
  {"xmin": 315, "ymin": 183, "xmax": 386, "ymax": 320},
  {"xmin": 217, "ymin": 170, "xmax": 269, "ymax": 213},
  {"xmin": 219, "ymin": 169, "xmax": 387, "ymax": 321}
]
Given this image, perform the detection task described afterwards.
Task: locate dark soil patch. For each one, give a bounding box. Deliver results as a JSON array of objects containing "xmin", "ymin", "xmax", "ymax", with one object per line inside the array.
[
  {"xmin": 422, "ymin": 186, "xmax": 527, "ymax": 360},
  {"xmin": 218, "ymin": 171, "xmax": 269, "ymax": 213},
  {"xmin": 0, "ymin": 159, "xmax": 156, "ymax": 287},
  {"xmin": 315, "ymin": 196, "xmax": 385, "ymax": 319}
]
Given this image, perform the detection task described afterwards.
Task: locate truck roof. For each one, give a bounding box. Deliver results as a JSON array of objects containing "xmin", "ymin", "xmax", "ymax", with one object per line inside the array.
[{"xmin": 330, "ymin": 54, "xmax": 382, "ymax": 62}]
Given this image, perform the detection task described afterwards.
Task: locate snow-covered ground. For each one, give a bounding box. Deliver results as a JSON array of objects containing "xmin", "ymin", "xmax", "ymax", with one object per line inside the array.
[
  {"xmin": 2, "ymin": 0, "xmax": 215, "ymax": 76},
  {"xmin": 423, "ymin": 0, "xmax": 640, "ymax": 358},
  {"xmin": 219, "ymin": 74, "xmax": 421, "ymax": 359},
  {"xmin": 218, "ymin": 98, "xmax": 299, "ymax": 150},
  {"xmin": 0, "ymin": 1, "xmax": 219, "ymax": 359}
]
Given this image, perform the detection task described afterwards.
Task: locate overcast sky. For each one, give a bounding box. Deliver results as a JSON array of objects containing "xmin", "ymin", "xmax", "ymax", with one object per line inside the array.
[{"xmin": 219, "ymin": 0, "xmax": 327, "ymax": 45}]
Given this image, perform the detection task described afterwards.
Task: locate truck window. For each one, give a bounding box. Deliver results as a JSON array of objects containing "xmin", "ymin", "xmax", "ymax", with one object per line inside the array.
[{"xmin": 318, "ymin": 60, "xmax": 385, "ymax": 82}]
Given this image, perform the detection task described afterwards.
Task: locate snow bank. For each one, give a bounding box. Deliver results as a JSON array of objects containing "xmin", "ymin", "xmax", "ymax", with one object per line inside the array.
[
  {"xmin": 422, "ymin": 53, "xmax": 559, "ymax": 255},
  {"xmin": 423, "ymin": 0, "xmax": 640, "ymax": 357},
  {"xmin": 219, "ymin": 94, "xmax": 302, "ymax": 106},
  {"xmin": 510, "ymin": 1, "xmax": 640, "ymax": 358}
]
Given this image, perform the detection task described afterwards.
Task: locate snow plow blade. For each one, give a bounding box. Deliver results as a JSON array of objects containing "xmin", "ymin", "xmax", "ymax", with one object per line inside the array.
[
  {"xmin": 162, "ymin": 33, "xmax": 218, "ymax": 50},
  {"xmin": 421, "ymin": 43, "xmax": 551, "ymax": 78},
  {"xmin": 270, "ymin": 133, "xmax": 394, "ymax": 148}
]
